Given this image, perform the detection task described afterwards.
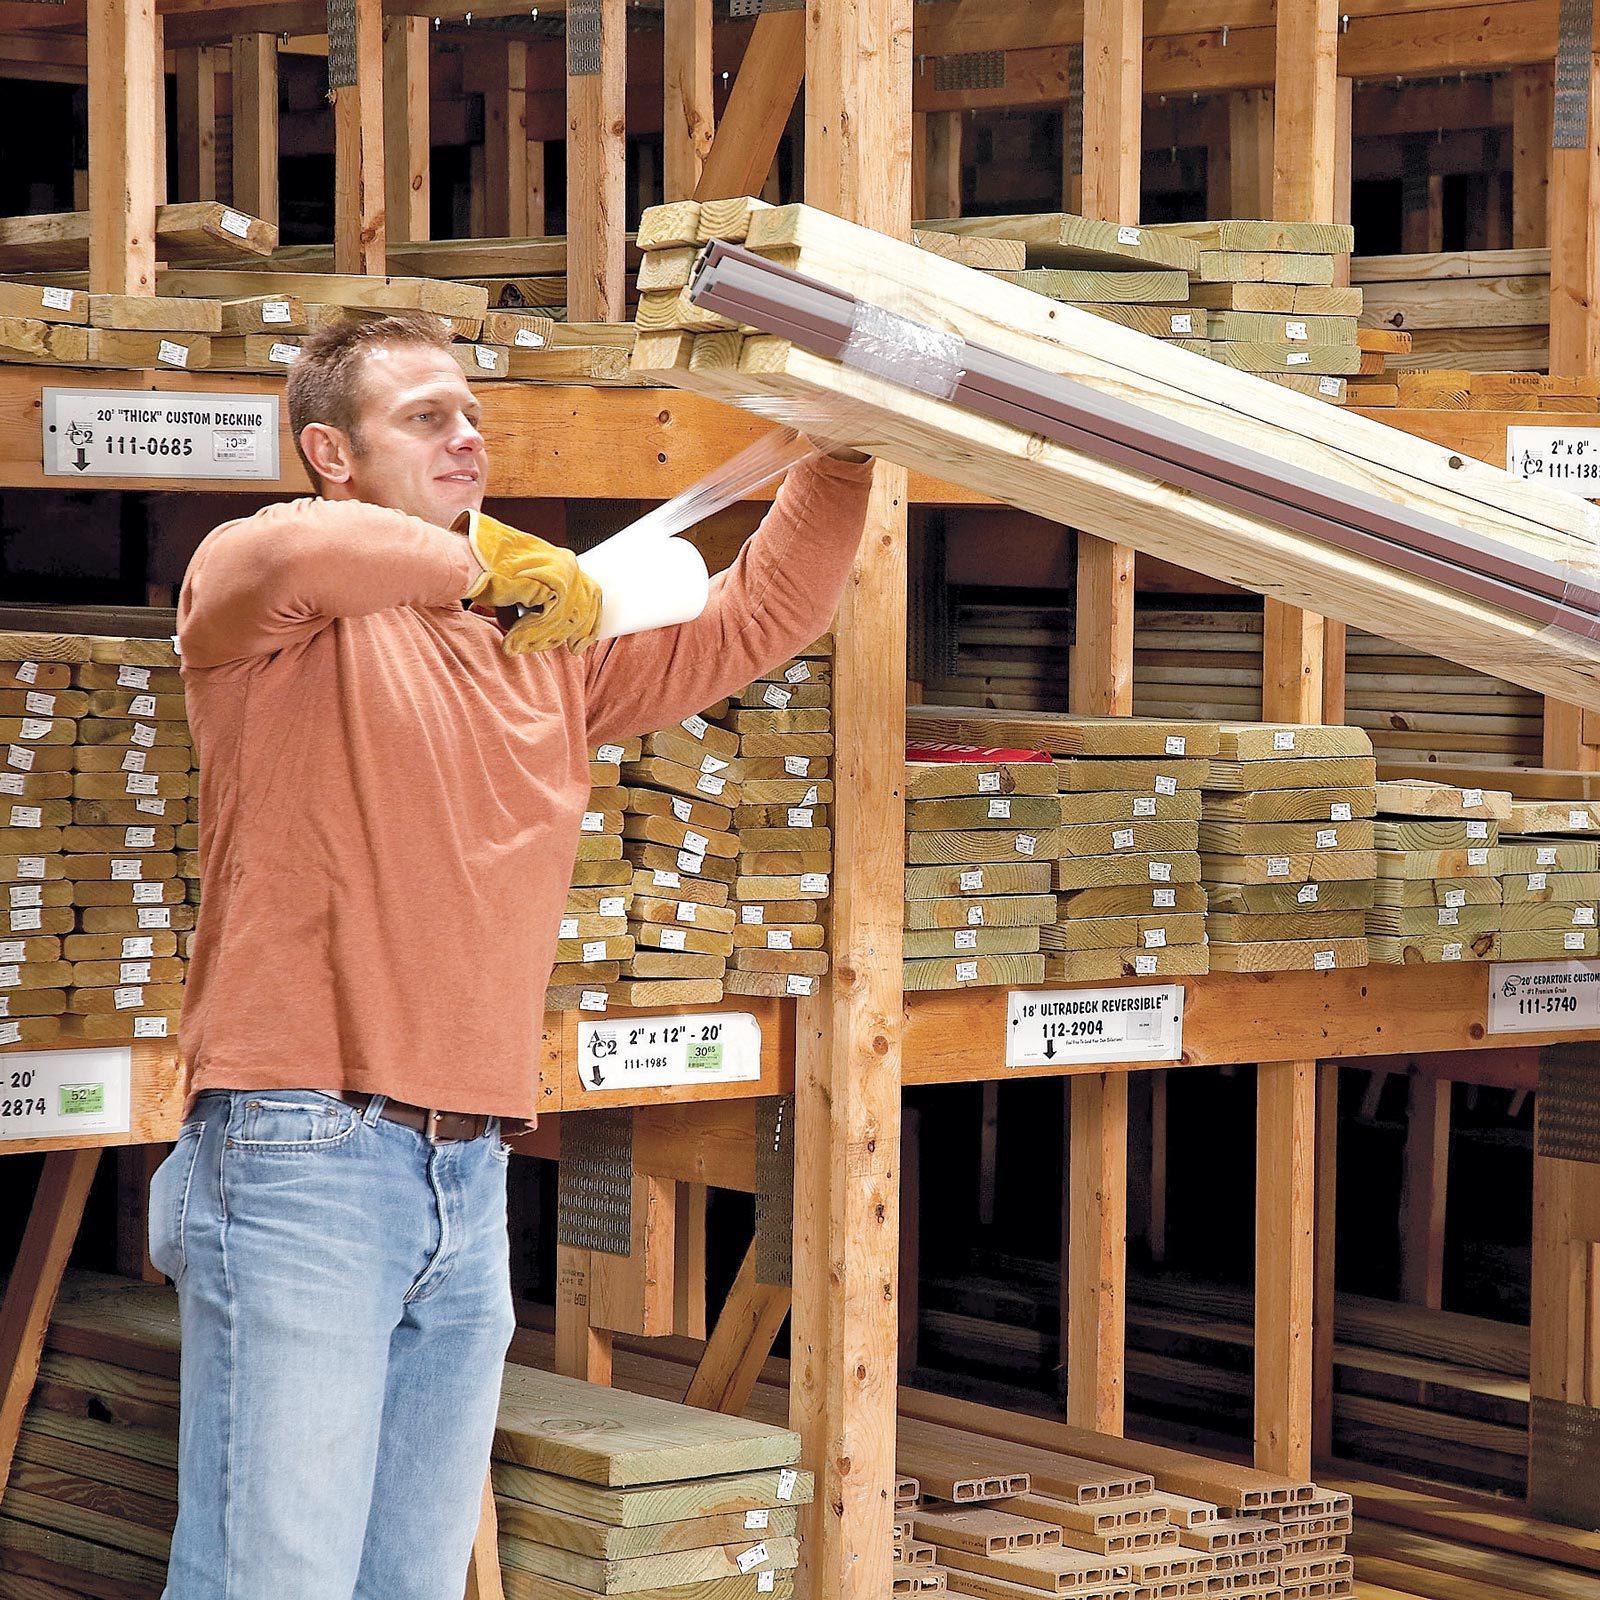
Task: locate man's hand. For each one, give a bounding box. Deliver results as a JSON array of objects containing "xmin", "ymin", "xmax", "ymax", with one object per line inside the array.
[{"xmin": 453, "ymin": 510, "xmax": 604, "ymax": 654}]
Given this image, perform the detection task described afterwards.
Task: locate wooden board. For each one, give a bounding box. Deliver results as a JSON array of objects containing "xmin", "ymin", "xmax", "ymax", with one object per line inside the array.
[
  {"xmin": 1040, "ymin": 913, "xmax": 1206, "ymax": 951},
  {"xmin": 1209, "ymin": 911, "xmax": 1368, "ymax": 943},
  {"xmin": 1372, "ymin": 820, "xmax": 1500, "ymax": 849},
  {"xmin": 1053, "ymin": 758, "xmax": 1211, "ymax": 792},
  {"xmin": 909, "ymin": 710, "xmax": 1219, "ymax": 759},
  {"xmin": 1374, "ymin": 780, "xmax": 1513, "ymax": 820},
  {"xmin": 905, "ymin": 829, "xmax": 1059, "ymax": 865},
  {"xmin": 1198, "ymin": 251, "xmax": 1335, "ymax": 286},
  {"xmin": 1148, "ymin": 221, "xmax": 1354, "ymax": 255},
  {"xmin": 1371, "ymin": 876, "xmax": 1503, "ymax": 907},
  {"xmin": 1200, "ymin": 850, "xmax": 1376, "ymax": 885},
  {"xmin": 0, "ymin": 202, "xmax": 275, "ymax": 272},
  {"xmin": 903, "ymin": 894, "xmax": 1057, "ymax": 930},
  {"xmin": 1214, "ymin": 725, "xmax": 1372, "ymax": 761},
  {"xmin": 1203, "ymin": 788, "xmax": 1376, "ymax": 823},
  {"xmin": 494, "ymin": 1365, "xmax": 798, "ymax": 1487},
  {"xmin": 490, "ymin": 1462, "xmax": 814, "ymax": 1530},
  {"xmin": 904, "ymin": 762, "xmax": 1059, "ymax": 801},
  {"xmin": 1207, "ymin": 938, "xmax": 1368, "ymax": 972},
  {"xmin": 1056, "ymin": 885, "xmax": 1208, "ymax": 918},
  {"xmin": 917, "ymin": 213, "xmax": 1201, "ymax": 274},
  {"xmin": 1200, "ymin": 820, "xmax": 1375, "ymax": 853},
  {"xmin": 1187, "ymin": 282, "xmax": 1365, "ymax": 315},
  {"xmin": 1055, "ymin": 791, "xmax": 1202, "ymax": 824},
  {"xmin": 1203, "ymin": 758, "xmax": 1377, "ymax": 792},
  {"xmin": 903, "ymin": 863, "xmax": 1053, "ymax": 899},
  {"xmin": 1042, "ymin": 945, "xmax": 1210, "ymax": 982},
  {"xmin": 905, "ymin": 797, "xmax": 1061, "ymax": 830},
  {"xmin": 994, "ymin": 268, "xmax": 1190, "ymax": 305},
  {"xmin": 1052, "ymin": 854, "xmax": 1204, "ymax": 891},
  {"xmin": 902, "ymin": 954, "xmax": 1045, "ymax": 992}
]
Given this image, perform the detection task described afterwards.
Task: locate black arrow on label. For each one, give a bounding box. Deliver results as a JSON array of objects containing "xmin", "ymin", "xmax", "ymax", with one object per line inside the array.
[
  {"xmin": 1043, "ymin": 1037, "xmax": 1055, "ymax": 1060},
  {"xmin": 591, "ymin": 1062, "xmax": 604, "ymax": 1087},
  {"xmin": 72, "ymin": 447, "xmax": 89, "ymax": 472}
]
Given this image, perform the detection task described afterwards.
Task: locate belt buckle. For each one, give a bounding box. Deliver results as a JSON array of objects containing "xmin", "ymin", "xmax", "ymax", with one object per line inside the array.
[{"xmin": 425, "ymin": 1106, "xmax": 444, "ymax": 1144}]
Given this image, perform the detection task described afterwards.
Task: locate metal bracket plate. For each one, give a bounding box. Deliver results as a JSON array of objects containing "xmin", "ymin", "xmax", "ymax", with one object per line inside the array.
[
  {"xmin": 1065, "ymin": 45, "xmax": 1084, "ymax": 179},
  {"xmin": 1538, "ymin": 1048, "xmax": 1600, "ymax": 1164},
  {"xmin": 1530, "ymin": 1396, "xmax": 1600, "ymax": 1526},
  {"xmin": 730, "ymin": 0, "xmax": 805, "ymax": 14},
  {"xmin": 326, "ymin": 0, "xmax": 357, "ymax": 90},
  {"xmin": 754, "ymin": 1094, "xmax": 795, "ymax": 1287},
  {"xmin": 557, "ymin": 1107, "xmax": 635, "ymax": 1256},
  {"xmin": 568, "ymin": 0, "xmax": 603, "ymax": 77},
  {"xmin": 1554, "ymin": 0, "xmax": 1595, "ymax": 150},
  {"xmin": 935, "ymin": 51, "xmax": 1006, "ymax": 94}
]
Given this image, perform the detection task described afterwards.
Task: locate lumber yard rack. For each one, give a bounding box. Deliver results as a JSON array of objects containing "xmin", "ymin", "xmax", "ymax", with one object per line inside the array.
[{"xmin": 0, "ymin": 5, "xmax": 1599, "ymax": 1600}]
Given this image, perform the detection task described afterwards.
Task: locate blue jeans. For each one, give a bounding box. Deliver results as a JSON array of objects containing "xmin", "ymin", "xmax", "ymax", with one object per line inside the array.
[{"xmin": 147, "ymin": 1089, "xmax": 517, "ymax": 1600}]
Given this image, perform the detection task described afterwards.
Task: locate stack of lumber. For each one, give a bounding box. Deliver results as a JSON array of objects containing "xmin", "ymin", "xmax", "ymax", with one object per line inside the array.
[
  {"xmin": 1494, "ymin": 796, "xmax": 1600, "ymax": 960},
  {"xmin": 1366, "ymin": 780, "xmax": 1510, "ymax": 963},
  {"xmin": 1201, "ymin": 724, "xmax": 1376, "ymax": 972},
  {"xmin": 1134, "ymin": 606, "xmax": 1544, "ymax": 769},
  {"xmin": 0, "ymin": 1272, "xmax": 811, "ymax": 1600},
  {"xmin": 1389, "ymin": 369, "xmax": 1600, "ymax": 413},
  {"xmin": 716, "ymin": 639, "xmax": 837, "ymax": 1002},
  {"xmin": 545, "ymin": 739, "xmax": 641, "ymax": 1014},
  {"xmin": 717, "ymin": 645, "xmax": 834, "ymax": 1001},
  {"xmin": 902, "ymin": 745, "xmax": 1055, "ymax": 992},
  {"xmin": 1, "ymin": 635, "xmax": 77, "ymax": 1047},
  {"xmin": 62, "ymin": 637, "xmax": 191, "ymax": 1042},
  {"xmin": 1352, "ymin": 248, "xmax": 1550, "ymax": 374},
  {"xmin": 616, "ymin": 710, "xmax": 739, "ymax": 1009},
  {"xmin": 632, "ymin": 200, "xmax": 1600, "ymax": 716},
  {"xmin": 922, "ymin": 597, "xmax": 1073, "ymax": 714},
  {"xmin": 1344, "ymin": 327, "xmax": 1413, "ymax": 408},
  {"xmin": 906, "ymin": 708, "xmax": 1214, "ymax": 983}
]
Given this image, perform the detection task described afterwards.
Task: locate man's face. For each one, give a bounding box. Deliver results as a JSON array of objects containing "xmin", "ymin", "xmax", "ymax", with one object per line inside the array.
[{"xmin": 340, "ymin": 344, "xmax": 490, "ymax": 526}]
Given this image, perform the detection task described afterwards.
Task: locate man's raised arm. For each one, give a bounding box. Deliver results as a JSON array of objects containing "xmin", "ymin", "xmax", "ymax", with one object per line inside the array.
[
  {"xmin": 583, "ymin": 453, "xmax": 875, "ymax": 744},
  {"xmin": 178, "ymin": 497, "xmax": 480, "ymax": 669}
]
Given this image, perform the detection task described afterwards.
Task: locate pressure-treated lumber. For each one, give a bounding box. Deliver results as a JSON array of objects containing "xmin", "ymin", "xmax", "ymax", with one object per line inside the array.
[{"xmin": 917, "ymin": 213, "xmax": 1199, "ymax": 273}]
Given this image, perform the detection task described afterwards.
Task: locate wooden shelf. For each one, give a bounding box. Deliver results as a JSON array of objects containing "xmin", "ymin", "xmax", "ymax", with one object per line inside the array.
[{"xmin": 0, "ymin": 365, "xmax": 985, "ymax": 502}]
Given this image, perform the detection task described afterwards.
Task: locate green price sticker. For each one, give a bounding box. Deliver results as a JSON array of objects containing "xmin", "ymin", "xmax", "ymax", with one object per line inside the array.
[
  {"xmin": 60, "ymin": 1083, "xmax": 106, "ymax": 1116},
  {"xmin": 686, "ymin": 1042, "xmax": 723, "ymax": 1073}
]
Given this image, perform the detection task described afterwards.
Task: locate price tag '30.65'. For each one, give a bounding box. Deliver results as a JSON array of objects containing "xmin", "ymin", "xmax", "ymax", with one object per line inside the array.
[
  {"xmin": 1006, "ymin": 985, "xmax": 1184, "ymax": 1068},
  {"xmin": 577, "ymin": 1011, "xmax": 762, "ymax": 1092}
]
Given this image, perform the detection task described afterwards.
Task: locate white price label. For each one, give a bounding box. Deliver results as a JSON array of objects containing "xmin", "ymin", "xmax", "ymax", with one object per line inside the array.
[
  {"xmin": 1469, "ymin": 848, "xmax": 1492, "ymax": 866},
  {"xmin": 124, "ymin": 827, "xmax": 155, "ymax": 848},
  {"xmin": 671, "ymin": 797, "xmax": 693, "ymax": 823},
  {"xmin": 7, "ymin": 746, "xmax": 34, "ymax": 770},
  {"xmin": 1164, "ymin": 735, "xmax": 1187, "ymax": 755},
  {"xmin": 1273, "ymin": 730, "xmax": 1297, "ymax": 750},
  {"xmin": 132, "ymin": 882, "xmax": 163, "ymax": 903},
  {"xmin": 268, "ymin": 343, "xmax": 299, "ymax": 366},
  {"xmin": 758, "ymin": 1574, "xmax": 775, "ymax": 1594},
  {"xmin": 660, "ymin": 928, "xmax": 688, "ymax": 951},
  {"xmin": 24, "ymin": 692, "xmax": 54, "ymax": 716},
  {"xmin": 127, "ymin": 693, "xmax": 156, "ymax": 718},
  {"xmin": 700, "ymin": 754, "xmax": 727, "ymax": 775},
  {"xmin": 126, "ymin": 772, "xmax": 159, "ymax": 795},
  {"xmin": 580, "ymin": 990, "xmax": 608, "ymax": 1012},
  {"xmin": 785, "ymin": 974, "xmax": 815, "ymax": 996},
  {"xmin": 559, "ymin": 917, "xmax": 579, "ymax": 939},
  {"xmin": 262, "ymin": 300, "xmax": 293, "ymax": 325},
  {"xmin": 1315, "ymin": 829, "xmax": 1338, "ymax": 849},
  {"xmin": 131, "ymin": 724, "xmax": 156, "ymax": 747},
  {"xmin": 1462, "ymin": 788, "xmax": 1484, "ymax": 808},
  {"xmin": 514, "ymin": 329, "xmax": 545, "ymax": 348},
  {"xmin": 157, "ymin": 340, "xmax": 189, "ymax": 368},
  {"xmin": 599, "ymin": 896, "xmax": 626, "ymax": 918},
  {"xmin": 1445, "ymin": 888, "xmax": 1467, "ymax": 906},
  {"xmin": 1154, "ymin": 775, "xmax": 1178, "ymax": 796},
  {"xmin": 954, "ymin": 960, "xmax": 979, "ymax": 983},
  {"xmin": 954, "ymin": 929, "xmax": 977, "ymax": 950},
  {"xmin": 1331, "ymin": 803, "xmax": 1352, "ymax": 822},
  {"xmin": 581, "ymin": 811, "xmax": 604, "ymax": 833},
  {"xmin": 1006, "ymin": 985, "xmax": 1184, "ymax": 1068},
  {"xmin": 0, "ymin": 1046, "xmax": 132, "ymax": 1142},
  {"xmin": 581, "ymin": 940, "xmax": 607, "ymax": 962},
  {"xmin": 1286, "ymin": 320, "xmax": 1309, "ymax": 342},
  {"xmin": 1143, "ymin": 928, "xmax": 1167, "ymax": 949},
  {"xmin": 964, "ymin": 904, "xmax": 985, "ymax": 927},
  {"xmin": 110, "ymin": 859, "xmax": 143, "ymax": 880},
  {"xmin": 1567, "ymin": 932, "xmax": 1589, "ymax": 951},
  {"xmin": 737, "ymin": 1544, "xmax": 770, "ymax": 1576},
  {"xmin": 13, "ymin": 662, "xmax": 37, "ymax": 684},
  {"xmin": 1298, "ymin": 884, "xmax": 1319, "ymax": 903},
  {"xmin": 133, "ymin": 1017, "xmax": 168, "ymax": 1037},
  {"xmin": 1572, "ymin": 810, "xmax": 1592, "ymax": 829},
  {"xmin": 1537, "ymin": 847, "xmax": 1559, "ymax": 867},
  {"xmin": 1014, "ymin": 833, "xmax": 1037, "ymax": 856},
  {"xmin": 787, "ymin": 808, "xmax": 813, "ymax": 828},
  {"xmin": 219, "ymin": 208, "xmax": 252, "ymax": 238},
  {"xmin": 696, "ymin": 773, "xmax": 726, "ymax": 796},
  {"xmin": 1313, "ymin": 950, "xmax": 1336, "ymax": 970},
  {"xmin": 763, "ymin": 684, "xmax": 791, "ymax": 708},
  {"xmin": 41, "ymin": 286, "xmax": 75, "ymax": 311},
  {"xmin": 742, "ymin": 906, "xmax": 764, "ymax": 924},
  {"xmin": 1148, "ymin": 861, "xmax": 1172, "ymax": 882},
  {"xmin": 1116, "ymin": 225, "xmax": 1140, "ymax": 244},
  {"xmin": 675, "ymin": 901, "xmax": 698, "ymax": 923},
  {"xmin": 987, "ymin": 797, "xmax": 1012, "ymax": 819},
  {"xmin": 122, "ymin": 937, "xmax": 154, "ymax": 959},
  {"xmin": 777, "ymin": 1469, "xmax": 798, "ymax": 1500},
  {"xmin": 1154, "ymin": 888, "xmax": 1176, "ymax": 908},
  {"xmin": 120, "ymin": 962, "xmax": 151, "ymax": 985},
  {"xmin": 1467, "ymin": 819, "xmax": 1490, "ymax": 840},
  {"xmin": 1575, "ymin": 907, "xmax": 1597, "ymax": 926},
  {"xmin": 745, "ymin": 1510, "xmax": 770, "ymax": 1530},
  {"xmin": 122, "ymin": 750, "xmax": 146, "ymax": 772},
  {"xmin": 1133, "ymin": 797, "xmax": 1157, "ymax": 818},
  {"xmin": 1441, "ymin": 943, "xmax": 1463, "ymax": 961},
  {"xmin": 768, "ymin": 929, "xmax": 795, "ymax": 951},
  {"xmin": 1171, "ymin": 313, "xmax": 1193, "ymax": 334},
  {"xmin": 1267, "ymin": 856, "xmax": 1291, "ymax": 878},
  {"xmin": 474, "ymin": 345, "xmax": 499, "ymax": 371},
  {"xmin": 1318, "ymin": 376, "xmax": 1342, "ymax": 397},
  {"xmin": 16, "ymin": 857, "xmax": 45, "ymax": 879},
  {"xmin": 784, "ymin": 756, "xmax": 809, "ymax": 775},
  {"xmin": 137, "ymin": 908, "xmax": 171, "ymax": 928},
  {"xmin": 578, "ymin": 1011, "xmax": 762, "ymax": 1090},
  {"xmin": 785, "ymin": 661, "xmax": 811, "ymax": 683},
  {"xmin": 799, "ymin": 873, "xmax": 829, "ymax": 893},
  {"xmin": 9, "ymin": 887, "xmax": 40, "ymax": 907},
  {"xmin": 1438, "ymin": 907, "xmax": 1460, "ymax": 926},
  {"xmin": 977, "ymin": 771, "xmax": 1001, "ymax": 793},
  {"xmin": 595, "ymin": 744, "xmax": 624, "ymax": 765},
  {"xmin": 19, "ymin": 719, "xmax": 51, "ymax": 740},
  {"xmin": 1112, "ymin": 828, "xmax": 1135, "ymax": 851},
  {"xmin": 1135, "ymin": 954, "xmax": 1158, "ymax": 975},
  {"xmin": 959, "ymin": 869, "xmax": 984, "ymax": 892},
  {"xmin": 682, "ymin": 715, "xmax": 708, "ymax": 739},
  {"xmin": 1287, "ymin": 350, "xmax": 1311, "ymax": 365},
  {"xmin": 676, "ymin": 850, "xmax": 704, "ymax": 874},
  {"xmin": 8, "ymin": 807, "xmax": 40, "ymax": 829},
  {"xmin": 113, "ymin": 986, "xmax": 144, "ymax": 1010}
]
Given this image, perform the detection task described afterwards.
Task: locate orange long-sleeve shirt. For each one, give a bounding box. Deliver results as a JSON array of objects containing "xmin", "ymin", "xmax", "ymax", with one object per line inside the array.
[{"xmin": 175, "ymin": 455, "xmax": 873, "ymax": 1119}]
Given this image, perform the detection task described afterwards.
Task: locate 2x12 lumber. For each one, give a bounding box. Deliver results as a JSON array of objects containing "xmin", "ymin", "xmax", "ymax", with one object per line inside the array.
[{"xmin": 916, "ymin": 213, "xmax": 1199, "ymax": 274}]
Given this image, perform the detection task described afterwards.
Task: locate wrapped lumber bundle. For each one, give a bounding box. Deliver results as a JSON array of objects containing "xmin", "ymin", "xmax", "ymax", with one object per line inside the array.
[
  {"xmin": 1201, "ymin": 724, "xmax": 1376, "ymax": 973},
  {"xmin": 633, "ymin": 201, "xmax": 1600, "ymax": 716},
  {"xmin": 60, "ymin": 637, "xmax": 189, "ymax": 1042},
  {"xmin": 720, "ymin": 639, "xmax": 836, "ymax": 1002},
  {"xmin": 902, "ymin": 744, "xmax": 1056, "ymax": 992},
  {"xmin": 1366, "ymin": 780, "xmax": 1509, "ymax": 963},
  {"xmin": 616, "ymin": 711, "xmax": 741, "ymax": 1008},
  {"xmin": 905, "ymin": 708, "xmax": 1212, "ymax": 983},
  {"xmin": 545, "ymin": 740, "xmax": 641, "ymax": 1014},
  {"xmin": 1494, "ymin": 796, "xmax": 1600, "ymax": 960},
  {"xmin": 1, "ymin": 632, "xmax": 83, "ymax": 1046}
]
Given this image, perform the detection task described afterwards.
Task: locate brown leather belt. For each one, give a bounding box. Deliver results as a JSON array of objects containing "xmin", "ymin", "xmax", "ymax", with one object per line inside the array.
[{"xmin": 329, "ymin": 1091, "xmax": 493, "ymax": 1145}]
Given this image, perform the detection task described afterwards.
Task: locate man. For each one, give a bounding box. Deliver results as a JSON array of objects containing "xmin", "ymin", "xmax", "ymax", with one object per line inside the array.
[{"xmin": 149, "ymin": 312, "xmax": 873, "ymax": 1600}]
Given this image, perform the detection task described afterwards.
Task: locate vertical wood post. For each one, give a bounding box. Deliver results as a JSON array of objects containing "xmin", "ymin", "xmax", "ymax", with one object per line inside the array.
[
  {"xmin": 1256, "ymin": 1060, "xmax": 1315, "ymax": 1480},
  {"xmin": 1399, "ymin": 1073, "xmax": 1451, "ymax": 1309},
  {"xmin": 1550, "ymin": 51, "xmax": 1600, "ymax": 378},
  {"xmin": 88, "ymin": 0, "xmax": 159, "ymax": 296},
  {"xmin": 663, "ymin": 0, "xmax": 714, "ymax": 202},
  {"xmin": 791, "ymin": 4, "xmax": 910, "ymax": 1597},
  {"xmin": 232, "ymin": 33, "xmax": 280, "ymax": 226},
  {"xmin": 333, "ymin": 0, "xmax": 386, "ymax": 275},
  {"xmin": 485, "ymin": 40, "xmax": 529, "ymax": 237},
  {"xmin": 568, "ymin": 0, "xmax": 627, "ymax": 320},
  {"xmin": 1229, "ymin": 89, "xmax": 1274, "ymax": 218},
  {"xmin": 176, "ymin": 45, "xmax": 219, "ymax": 202},
  {"xmin": 1512, "ymin": 64, "xmax": 1554, "ymax": 248},
  {"xmin": 528, "ymin": 141, "xmax": 548, "ymax": 235},
  {"xmin": 923, "ymin": 111, "xmax": 962, "ymax": 218},
  {"xmin": 1311, "ymin": 1064, "xmax": 1339, "ymax": 1461},
  {"xmin": 384, "ymin": 16, "xmax": 430, "ymax": 244}
]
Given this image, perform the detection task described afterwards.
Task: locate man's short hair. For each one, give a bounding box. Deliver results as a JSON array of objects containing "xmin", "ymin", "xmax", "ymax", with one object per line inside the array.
[{"xmin": 286, "ymin": 312, "xmax": 453, "ymax": 491}]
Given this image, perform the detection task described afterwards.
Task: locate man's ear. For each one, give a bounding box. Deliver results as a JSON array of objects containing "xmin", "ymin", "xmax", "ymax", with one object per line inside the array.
[{"xmin": 299, "ymin": 423, "xmax": 356, "ymax": 488}]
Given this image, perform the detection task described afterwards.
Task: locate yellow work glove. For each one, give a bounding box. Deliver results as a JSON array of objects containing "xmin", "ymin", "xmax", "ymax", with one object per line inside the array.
[{"xmin": 452, "ymin": 510, "xmax": 604, "ymax": 655}]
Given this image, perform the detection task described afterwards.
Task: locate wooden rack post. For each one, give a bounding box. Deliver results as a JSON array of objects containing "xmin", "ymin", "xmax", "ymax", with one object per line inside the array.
[
  {"xmin": 1063, "ymin": 0, "xmax": 1141, "ymax": 1440},
  {"xmin": 383, "ymin": 16, "xmax": 429, "ymax": 244},
  {"xmin": 87, "ymin": 0, "xmax": 159, "ymax": 296},
  {"xmin": 333, "ymin": 0, "xmax": 386, "ymax": 275},
  {"xmin": 232, "ymin": 32, "xmax": 281, "ymax": 227},
  {"xmin": 567, "ymin": 0, "xmax": 627, "ymax": 321},
  {"xmin": 789, "ymin": 4, "xmax": 908, "ymax": 1598},
  {"xmin": 663, "ymin": 0, "xmax": 714, "ymax": 201}
]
